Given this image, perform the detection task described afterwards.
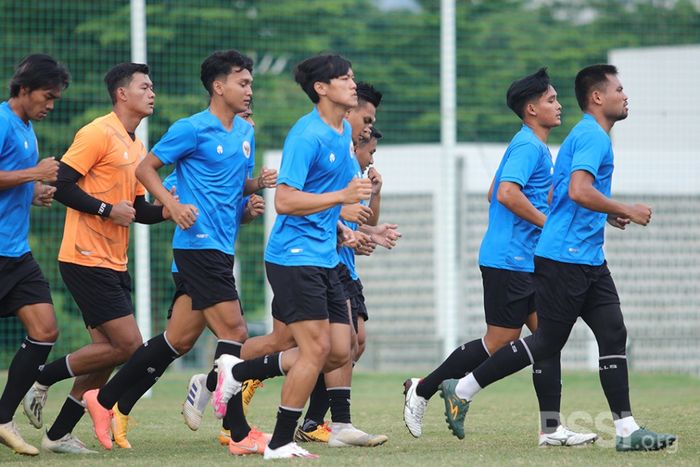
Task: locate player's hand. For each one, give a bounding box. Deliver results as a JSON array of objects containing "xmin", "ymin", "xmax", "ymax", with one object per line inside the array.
[
  {"xmin": 33, "ymin": 157, "xmax": 59, "ymax": 182},
  {"xmin": 337, "ymin": 222, "xmax": 357, "ymax": 249},
  {"xmin": 341, "ymin": 203, "xmax": 373, "ymax": 225},
  {"xmin": 342, "ymin": 178, "xmax": 372, "ymax": 204},
  {"xmin": 257, "ymin": 166, "xmax": 278, "ymax": 189},
  {"xmin": 368, "ymin": 167, "xmax": 382, "ymax": 195},
  {"xmin": 607, "ymin": 215, "xmax": 630, "ymax": 230},
  {"xmin": 159, "ymin": 186, "xmax": 178, "ymax": 219},
  {"xmin": 354, "ymin": 230, "xmax": 376, "ymax": 256},
  {"xmin": 109, "ymin": 200, "xmax": 136, "ymax": 227},
  {"xmin": 32, "ymin": 183, "xmax": 56, "ymax": 207},
  {"xmin": 370, "ymin": 223, "xmax": 402, "ymax": 249},
  {"xmin": 246, "ymin": 193, "xmax": 265, "ymax": 218},
  {"xmin": 167, "ymin": 201, "xmax": 199, "ymax": 230},
  {"xmin": 626, "ymin": 203, "xmax": 652, "ymax": 226}
]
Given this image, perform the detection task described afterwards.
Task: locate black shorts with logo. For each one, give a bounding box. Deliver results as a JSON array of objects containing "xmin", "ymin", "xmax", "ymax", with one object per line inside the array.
[
  {"xmin": 266, "ymin": 262, "xmax": 349, "ymax": 325},
  {"xmin": 59, "ymin": 261, "xmax": 132, "ymax": 328},
  {"xmin": 173, "ymin": 249, "xmax": 239, "ymax": 311},
  {"xmin": 0, "ymin": 253, "xmax": 53, "ymax": 317},
  {"xmin": 166, "ymin": 270, "xmax": 244, "ymax": 319},
  {"xmin": 336, "ymin": 263, "xmax": 368, "ymax": 331},
  {"xmin": 481, "ymin": 265, "xmax": 535, "ymax": 329}
]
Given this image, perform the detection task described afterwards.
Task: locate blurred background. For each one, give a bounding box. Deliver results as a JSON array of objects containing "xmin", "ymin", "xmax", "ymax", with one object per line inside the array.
[{"xmin": 1, "ymin": 0, "xmax": 698, "ymax": 375}]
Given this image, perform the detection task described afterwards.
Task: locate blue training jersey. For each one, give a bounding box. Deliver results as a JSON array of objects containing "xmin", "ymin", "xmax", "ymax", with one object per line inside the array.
[
  {"xmin": 479, "ymin": 125, "xmax": 553, "ymax": 272},
  {"xmin": 0, "ymin": 101, "xmax": 39, "ymax": 257},
  {"xmin": 152, "ymin": 109, "xmax": 254, "ymax": 256},
  {"xmin": 338, "ymin": 155, "xmax": 364, "ymax": 280},
  {"xmin": 535, "ymin": 114, "xmax": 614, "ymax": 266},
  {"xmin": 265, "ymin": 107, "xmax": 355, "ymax": 268}
]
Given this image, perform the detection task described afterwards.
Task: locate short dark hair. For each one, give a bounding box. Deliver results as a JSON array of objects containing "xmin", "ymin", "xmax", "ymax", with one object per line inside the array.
[
  {"xmin": 200, "ymin": 50, "xmax": 254, "ymax": 96},
  {"xmin": 506, "ymin": 68, "xmax": 551, "ymax": 119},
  {"xmin": 9, "ymin": 54, "xmax": 70, "ymax": 97},
  {"xmin": 294, "ymin": 53, "xmax": 352, "ymax": 103},
  {"xmin": 104, "ymin": 63, "xmax": 149, "ymax": 104},
  {"xmin": 357, "ymin": 82, "xmax": 382, "ymax": 108},
  {"xmin": 575, "ymin": 64, "xmax": 618, "ymax": 111}
]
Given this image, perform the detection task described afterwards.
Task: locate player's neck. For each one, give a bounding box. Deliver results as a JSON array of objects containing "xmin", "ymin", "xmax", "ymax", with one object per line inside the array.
[
  {"xmin": 524, "ymin": 121, "xmax": 551, "ymax": 144},
  {"xmin": 317, "ymin": 99, "xmax": 348, "ymax": 133},
  {"xmin": 113, "ymin": 106, "xmax": 144, "ymax": 134},
  {"xmin": 209, "ymin": 99, "xmax": 236, "ymax": 131},
  {"xmin": 7, "ymin": 97, "xmax": 30, "ymax": 124},
  {"xmin": 586, "ymin": 110, "xmax": 614, "ymax": 133}
]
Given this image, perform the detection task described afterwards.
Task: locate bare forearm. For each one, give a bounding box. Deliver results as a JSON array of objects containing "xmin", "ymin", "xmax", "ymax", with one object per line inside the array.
[
  {"xmin": 0, "ymin": 168, "xmax": 40, "ymax": 190},
  {"xmin": 243, "ymin": 176, "xmax": 262, "ymax": 196},
  {"xmin": 136, "ymin": 165, "xmax": 177, "ymax": 210},
  {"xmin": 275, "ymin": 187, "xmax": 344, "ymax": 216},
  {"xmin": 499, "ymin": 191, "xmax": 546, "ymax": 228},
  {"xmin": 570, "ymin": 183, "xmax": 629, "ymax": 217},
  {"xmin": 367, "ymin": 193, "xmax": 381, "ymax": 226}
]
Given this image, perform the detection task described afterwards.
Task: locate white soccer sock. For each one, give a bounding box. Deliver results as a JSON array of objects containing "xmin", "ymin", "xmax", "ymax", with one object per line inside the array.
[
  {"xmin": 614, "ymin": 416, "xmax": 640, "ymax": 437},
  {"xmin": 454, "ymin": 373, "xmax": 481, "ymax": 401}
]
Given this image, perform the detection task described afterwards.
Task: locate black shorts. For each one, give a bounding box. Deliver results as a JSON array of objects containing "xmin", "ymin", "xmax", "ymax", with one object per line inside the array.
[
  {"xmin": 266, "ymin": 262, "xmax": 349, "ymax": 325},
  {"xmin": 167, "ymin": 270, "xmax": 244, "ymax": 319},
  {"xmin": 534, "ymin": 256, "xmax": 620, "ymax": 325},
  {"xmin": 173, "ymin": 249, "xmax": 239, "ymax": 311},
  {"xmin": 0, "ymin": 253, "xmax": 52, "ymax": 317},
  {"xmin": 336, "ymin": 263, "xmax": 368, "ymax": 331},
  {"xmin": 59, "ymin": 261, "xmax": 133, "ymax": 328},
  {"xmin": 481, "ymin": 266, "xmax": 535, "ymax": 329}
]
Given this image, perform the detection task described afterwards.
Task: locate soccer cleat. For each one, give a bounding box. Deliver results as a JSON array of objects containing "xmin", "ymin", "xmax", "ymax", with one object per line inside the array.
[
  {"xmin": 228, "ymin": 427, "xmax": 271, "ymax": 455},
  {"xmin": 41, "ymin": 431, "xmax": 97, "ymax": 454},
  {"xmin": 263, "ymin": 441, "xmax": 319, "ymax": 459},
  {"xmin": 218, "ymin": 429, "xmax": 231, "ymax": 446},
  {"xmin": 403, "ymin": 378, "xmax": 428, "ymax": 438},
  {"xmin": 23, "ymin": 382, "xmax": 49, "ymax": 429},
  {"xmin": 616, "ymin": 427, "xmax": 677, "ymax": 452},
  {"xmin": 438, "ymin": 379, "xmax": 470, "ymax": 440},
  {"xmin": 538, "ymin": 425, "xmax": 598, "ymax": 447},
  {"xmin": 182, "ymin": 373, "xmax": 211, "ymax": 431},
  {"xmin": 241, "ymin": 379, "xmax": 263, "ymax": 416},
  {"xmin": 211, "ymin": 354, "xmax": 244, "ymax": 419},
  {"xmin": 0, "ymin": 419, "xmax": 39, "ymax": 456},
  {"xmin": 328, "ymin": 422, "xmax": 388, "ymax": 447},
  {"xmin": 111, "ymin": 404, "xmax": 132, "ymax": 449},
  {"xmin": 294, "ymin": 421, "xmax": 332, "ymax": 443},
  {"xmin": 83, "ymin": 389, "xmax": 112, "ymax": 450}
]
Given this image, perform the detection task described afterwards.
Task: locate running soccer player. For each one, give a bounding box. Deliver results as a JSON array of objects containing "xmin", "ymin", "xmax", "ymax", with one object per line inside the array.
[
  {"xmin": 436, "ymin": 64, "xmax": 676, "ymax": 452},
  {"xmin": 0, "ymin": 53, "xmax": 69, "ymax": 456},
  {"xmin": 404, "ymin": 68, "xmax": 596, "ymax": 446},
  {"xmin": 22, "ymin": 62, "xmax": 166, "ymax": 454}
]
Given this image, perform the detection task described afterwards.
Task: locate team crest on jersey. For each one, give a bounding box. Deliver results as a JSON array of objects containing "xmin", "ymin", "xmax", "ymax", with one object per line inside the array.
[
  {"xmin": 242, "ymin": 140, "xmax": 251, "ymax": 159},
  {"xmin": 24, "ymin": 140, "xmax": 28, "ymax": 150},
  {"xmin": 329, "ymin": 153, "xmax": 336, "ymax": 163},
  {"xmin": 216, "ymin": 144, "xmax": 224, "ymax": 155}
]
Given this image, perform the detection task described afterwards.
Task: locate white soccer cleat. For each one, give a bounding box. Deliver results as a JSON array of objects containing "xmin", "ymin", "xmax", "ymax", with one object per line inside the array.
[
  {"xmin": 23, "ymin": 382, "xmax": 49, "ymax": 429},
  {"xmin": 182, "ymin": 373, "xmax": 211, "ymax": 430},
  {"xmin": 41, "ymin": 431, "xmax": 97, "ymax": 454},
  {"xmin": 263, "ymin": 441, "xmax": 319, "ymax": 459},
  {"xmin": 403, "ymin": 378, "xmax": 428, "ymax": 438},
  {"xmin": 538, "ymin": 425, "xmax": 598, "ymax": 447},
  {"xmin": 211, "ymin": 354, "xmax": 244, "ymax": 419},
  {"xmin": 0, "ymin": 419, "xmax": 39, "ymax": 456},
  {"xmin": 328, "ymin": 422, "xmax": 388, "ymax": 447}
]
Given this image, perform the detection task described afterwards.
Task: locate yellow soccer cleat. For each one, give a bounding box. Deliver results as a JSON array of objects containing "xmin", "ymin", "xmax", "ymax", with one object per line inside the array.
[
  {"xmin": 218, "ymin": 429, "xmax": 231, "ymax": 446},
  {"xmin": 241, "ymin": 379, "xmax": 263, "ymax": 416},
  {"xmin": 111, "ymin": 404, "xmax": 133, "ymax": 449},
  {"xmin": 294, "ymin": 421, "xmax": 332, "ymax": 443}
]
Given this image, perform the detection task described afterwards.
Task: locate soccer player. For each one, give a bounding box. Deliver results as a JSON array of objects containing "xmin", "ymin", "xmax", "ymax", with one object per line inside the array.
[
  {"xmin": 85, "ymin": 49, "xmax": 269, "ymax": 454},
  {"xmin": 404, "ymin": 68, "xmax": 597, "ymax": 446},
  {"xmin": 435, "ymin": 65, "xmax": 676, "ymax": 452},
  {"xmin": 0, "ymin": 53, "xmax": 69, "ymax": 456},
  {"xmin": 213, "ymin": 53, "xmax": 373, "ymax": 459},
  {"xmin": 22, "ymin": 62, "xmax": 166, "ymax": 454}
]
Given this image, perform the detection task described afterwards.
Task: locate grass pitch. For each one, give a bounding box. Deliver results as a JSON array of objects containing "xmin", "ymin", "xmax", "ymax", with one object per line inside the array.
[{"xmin": 1, "ymin": 370, "xmax": 698, "ymax": 466}]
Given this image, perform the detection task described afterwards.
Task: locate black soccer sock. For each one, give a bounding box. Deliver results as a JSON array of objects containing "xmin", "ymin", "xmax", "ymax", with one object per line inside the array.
[
  {"xmin": 0, "ymin": 337, "xmax": 54, "ymax": 424},
  {"xmin": 207, "ymin": 340, "xmax": 242, "ymax": 392},
  {"xmin": 599, "ymin": 356, "xmax": 631, "ymax": 420},
  {"xmin": 327, "ymin": 387, "xmax": 351, "ymax": 424},
  {"xmin": 37, "ymin": 355, "xmax": 73, "ymax": 387},
  {"xmin": 416, "ymin": 338, "xmax": 490, "ymax": 399},
  {"xmin": 471, "ymin": 339, "xmax": 533, "ymax": 389},
  {"xmin": 302, "ymin": 373, "xmax": 329, "ymax": 428},
  {"xmin": 532, "ymin": 352, "xmax": 562, "ymax": 434},
  {"xmin": 97, "ymin": 333, "xmax": 179, "ymax": 410},
  {"xmin": 46, "ymin": 396, "xmax": 85, "ymax": 441},
  {"xmin": 231, "ymin": 352, "xmax": 284, "ymax": 382},
  {"xmin": 116, "ymin": 361, "xmax": 170, "ymax": 416},
  {"xmin": 268, "ymin": 406, "xmax": 303, "ymax": 450}
]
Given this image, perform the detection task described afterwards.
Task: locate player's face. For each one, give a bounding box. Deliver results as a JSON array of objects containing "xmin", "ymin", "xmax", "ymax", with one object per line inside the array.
[
  {"xmin": 533, "ymin": 85, "xmax": 561, "ymax": 129},
  {"xmin": 325, "ymin": 69, "xmax": 357, "ymax": 109},
  {"xmin": 124, "ymin": 72, "xmax": 155, "ymax": 117},
  {"xmin": 601, "ymin": 74, "xmax": 628, "ymax": 121},
  {"xmin": 21, "ymin": 87, "xmax": 62, "ymax": 122},
  {"xmin": 238, "ymin": 107, "xmax": 255, "ymax": 127},
  {"xmin": 346, "ymin": 102, "xmax": 376, "ymax": 145},
  {"xmin": 220, "ymin": 67, "xmax": 253, "ymax": 114},
  {"xmin": 355, "ymin": 138, "xmax": 377, "ymax": 172}
]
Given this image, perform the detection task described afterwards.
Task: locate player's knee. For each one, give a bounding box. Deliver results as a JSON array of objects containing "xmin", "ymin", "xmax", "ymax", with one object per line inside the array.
[
  {"xmin": 30, "ymin": 326, "xmax": 59, "ymax": 344},
  {"xmin": 170, "ymin": 336, "xmax": 196, "ymax": 355},
  {"xmin": 114, "ymin": 336, "xmax": 143, "ymax": 362},
  {"xmin": 599, "ymin": 320, "xmax": 628, "ymax": 356},
  {"xmin": 326, "ymin": 343, "xmax": 351, "ymax": 370}
]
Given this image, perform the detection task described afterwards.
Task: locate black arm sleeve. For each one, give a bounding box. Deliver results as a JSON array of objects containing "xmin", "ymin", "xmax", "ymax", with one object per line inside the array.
[
  {"xmin": 134, "ymin": 195, "xmax": 166, "ymax": 224},
  {"xmin": 54, "ymin": 162, "xmax": 112, "ymax": 217}
]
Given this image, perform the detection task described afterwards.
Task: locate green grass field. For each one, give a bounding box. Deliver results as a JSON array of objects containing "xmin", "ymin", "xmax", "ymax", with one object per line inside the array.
[{"xmin": 1, "ymin": 370, "xmax": 698, "ymax": 466}]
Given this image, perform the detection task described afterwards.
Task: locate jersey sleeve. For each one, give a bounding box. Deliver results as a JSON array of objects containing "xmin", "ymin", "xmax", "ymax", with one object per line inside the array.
[
  {"xmin": 0, "ymin": 116, "xmax": 9, "ymax": 159},
  {"xmin": 277, "ymin": 131, "xmax": 317, "ymax": 190},
  {"xmin": 60, "ymin": 123, "xmax": 108, "ymax": 175},
  {"xmin": 247, "ymin": 134, "xmax": 256, "ymax": 178},
  {"xmin": 570, "ymin": 131, "xmax": 609, "ymax": 178},
  {"xmin": 499, "ymin": 142, "xmax": 539, "ymax": 188},
  {"xmin": 151, "ymin": 119, "xmax": 197, "ymax": 165}
]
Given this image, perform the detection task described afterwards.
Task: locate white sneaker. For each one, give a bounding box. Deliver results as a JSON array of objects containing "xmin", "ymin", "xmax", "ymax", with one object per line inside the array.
[
  {"xmin": 263, "ymin": 441, "xmax": 319, "ymax": 459},
  {"xmin": 41, "ymin": 431, "xmax": 97, "ymax": 454},
  {"xmin": 328, "ymin": 423, "xmax": 388, "ymax": 447},
  {"xmin": 539, "ymin": 425, "xmax": 598, "ymax": 447},
  {"xmin": 0, "ymin": 419, "xmax": 39, "ymax": 456},
  {"xmin": 211, "ymin": 354, "xmax": 243, "ymax": 419},
  {"xmin": 23, "ymin": 382, "xmax": 49, "ymax": 429},
  {"xmin": 182, "ymin": 374, "xmax": 211, "ymax": 430},
  {"xmin": 403, "ymin": 378, "xmax": 428, "ymax": 438}
]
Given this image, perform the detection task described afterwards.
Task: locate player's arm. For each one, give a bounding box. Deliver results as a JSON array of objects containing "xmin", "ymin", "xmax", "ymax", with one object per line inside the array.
[
  {"xmin": 569, "ymin": 170, "xmax": 650, "ymax": 226},
  {"xmin": 32, "ymin": 182, "xmax": 57, "ymax": 207},
  {"xmin": 133, "ymin": 195, "xmax": 168, "ymax": 224},
  {"xmin": 241, "ymin": 194, "xmax": 264, "ymax": 224},
  {"xmin": 497, "ymin": 181, "xmax": 546, "ymax": 228},
  {"xmin": 487, "ymin": 176, "xmax": 495, "ymax": 203},
  {"xmin": 366, "ymin": 167, "xmax": 382, "ymax": 226},
  {"xmin": 275, "ymin": 178, "xmax": 371, "ymax": 216},
  {"xmin": 358, "ymin": 222, "xmax": 401, "ymax": 249},
  {"xmin": 244, "ymin": 166, "xmax": 277, "ymax": 196},
  {"xmin": 0, "ymin": 157, "xmax": 59, "ymax": 190}
]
